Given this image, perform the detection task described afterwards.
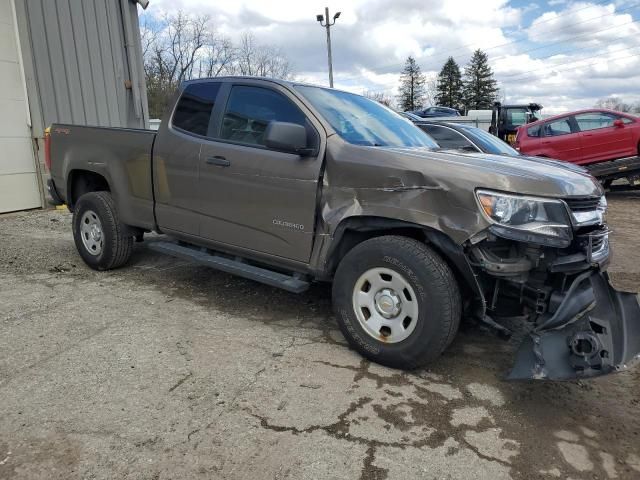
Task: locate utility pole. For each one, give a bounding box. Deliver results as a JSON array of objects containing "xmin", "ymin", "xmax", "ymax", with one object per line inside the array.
[{"xmin": 316, "ymin": 7, "xmax": 341, "ymax": 88}]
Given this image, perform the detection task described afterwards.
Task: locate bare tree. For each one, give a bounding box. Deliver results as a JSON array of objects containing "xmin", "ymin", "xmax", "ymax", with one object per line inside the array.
[
  {"xmin": 423, "ymin": 73, "xmax": 438, "ymax": 107},
  {"xmin": 198, "ymin": 33, "xmax": 235, "ymax": 78},
  {"xmin": 363, "ymin": 90, "xmax": 394, "ymax": 108},
  {"xmin": 143, "ymin": 11, "xmax": 210, "ymax": 117},
  {"xmin": 142, "ymin": 13, "xmax": 295, "ymax": 117},
  {"xmin": 595, "ymin": 96, "xmax": 632, "ymax": 112},
  {"xmin": 235, "ymin": 33, "xmax": 292, "ymax": 79}
]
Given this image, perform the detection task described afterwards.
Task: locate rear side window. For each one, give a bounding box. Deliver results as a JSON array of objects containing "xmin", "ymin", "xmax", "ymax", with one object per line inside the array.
[
  {"xmin": 421, "ymin": 125, "xmax": 475, "ymax": 150},
  {"xmin": 220, "ymin": 85, "xmax": 308, "ymax": 147},
  {"xmin": 543, "ymin": 118, "xmax": 572, "ymax": 136},
  {"xmin": 172, "ymin": 82, "xmax": 221, "ymax": 136}
]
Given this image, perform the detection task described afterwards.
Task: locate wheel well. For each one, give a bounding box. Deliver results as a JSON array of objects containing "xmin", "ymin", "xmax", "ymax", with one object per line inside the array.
[
  {"xmin": 68, "ymin": 170, "xmax": 110, "ymax": 209},
  {"xmin": 325, "ymin": 217, "xmax": 483, "ymax": 313},
  {"xmin": 327, "ymin": 224, "xmax": 425, "ymax": 275}
]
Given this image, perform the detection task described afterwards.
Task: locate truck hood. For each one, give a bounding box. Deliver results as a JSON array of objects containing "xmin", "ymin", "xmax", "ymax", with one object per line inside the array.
[
  {"xmin": 323, "ymin": 140, "xmax": 604, "ymax": 244},
  {"xmin": 379, "ymin": 147, "xmax": 603, "ymax": 198}
]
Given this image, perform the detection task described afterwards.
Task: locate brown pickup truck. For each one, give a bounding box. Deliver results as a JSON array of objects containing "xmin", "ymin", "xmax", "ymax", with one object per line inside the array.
[{"xmin": 46, "ymin": 76, "xmax": 640, "ymax": 380}]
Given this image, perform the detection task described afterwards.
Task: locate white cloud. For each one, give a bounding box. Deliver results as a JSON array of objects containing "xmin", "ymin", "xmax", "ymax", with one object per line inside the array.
[{"xmin": 142, "ymin": 0, "xmax": 640, "ymax": 112}]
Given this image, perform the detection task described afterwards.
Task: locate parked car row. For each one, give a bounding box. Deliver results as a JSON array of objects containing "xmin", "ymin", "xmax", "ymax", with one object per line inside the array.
[{"xmin": 403, "ymin": 107, "xmax": 640, "ymax": 188}]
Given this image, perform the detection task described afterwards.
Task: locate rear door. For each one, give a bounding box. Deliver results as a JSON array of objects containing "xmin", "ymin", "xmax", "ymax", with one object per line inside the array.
[
  {"xmin": 197, "ymin": 82, "xmax": 324, "ymax": 262},
  {"xmin": 575, "ymin": 111, "xmax": 634, "ymax": 164},
  {"xmin": 540, "ymin": 116, "xmax": 582, "ymax": 162},
  {"xmin": 153, "ymin": 81, "xmax": 223, "ymax": 235}
]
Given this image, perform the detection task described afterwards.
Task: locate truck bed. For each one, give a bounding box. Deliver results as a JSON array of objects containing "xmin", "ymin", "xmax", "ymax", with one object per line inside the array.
[{"xmin": 48, "ymin": 124, "xmax": 157, "ymax": 230}]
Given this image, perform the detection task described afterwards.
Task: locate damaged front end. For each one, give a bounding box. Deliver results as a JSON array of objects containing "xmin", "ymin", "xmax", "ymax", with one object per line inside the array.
[{"xmin": 469, "ymin": 190, "xmax": 640, "ymax": 380}]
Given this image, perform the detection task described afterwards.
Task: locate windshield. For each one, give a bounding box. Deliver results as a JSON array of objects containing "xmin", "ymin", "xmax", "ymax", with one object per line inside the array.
[
  {"xmin": 457, "ymin": 125, "xmax": 519, "ymax": 155},
  {"xmin": 295, "ymin": 86, "xmax": 438, "ymax": 148}
]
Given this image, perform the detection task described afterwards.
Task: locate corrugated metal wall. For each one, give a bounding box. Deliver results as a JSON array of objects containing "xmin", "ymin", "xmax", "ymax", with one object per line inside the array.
[
  {"xmin": 16, "ymin": 0, "xmax": 148, "ymax": 132},
  {"xmin": 10, "ymin": 0, "xmax": 149, "ymax": 207}
]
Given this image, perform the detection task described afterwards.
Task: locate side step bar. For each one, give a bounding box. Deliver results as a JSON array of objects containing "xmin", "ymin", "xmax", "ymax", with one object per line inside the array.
[{"xmin": 146, "ymin": 240, "xmax": 310, "ymax": 294}]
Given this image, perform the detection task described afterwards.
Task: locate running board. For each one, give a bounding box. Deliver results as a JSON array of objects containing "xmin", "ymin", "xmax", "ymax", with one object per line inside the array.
[{"xmin": 146, "ymin": 240, "xmax": 310, "ymax": 294}]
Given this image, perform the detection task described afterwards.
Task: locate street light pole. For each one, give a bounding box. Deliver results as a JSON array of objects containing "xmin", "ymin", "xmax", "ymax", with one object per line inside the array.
[{"xmin": 316, "ymin": 7, "xmax": 341, "ymax": 88}]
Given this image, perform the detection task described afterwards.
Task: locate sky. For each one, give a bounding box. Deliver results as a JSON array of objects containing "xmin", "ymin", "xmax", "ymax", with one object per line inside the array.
[{"xmin": 140, "ymin": 0, "xmax": 640, "ymax": 114}]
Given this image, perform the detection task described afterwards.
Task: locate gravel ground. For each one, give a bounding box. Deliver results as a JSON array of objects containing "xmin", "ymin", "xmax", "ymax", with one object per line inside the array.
[{"xmin": 1, "ymin": 195, "xmax": 639, "ymax": 480}]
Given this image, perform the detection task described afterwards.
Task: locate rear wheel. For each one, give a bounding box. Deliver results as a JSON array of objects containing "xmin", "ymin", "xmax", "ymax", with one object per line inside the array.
[
  {"xmin": 332, "ymin": 236, "xmax": 461, "ymax": 369},
  {"xmin": 72, "ymin": 191, "xmax": 133, "ymax": 270}
]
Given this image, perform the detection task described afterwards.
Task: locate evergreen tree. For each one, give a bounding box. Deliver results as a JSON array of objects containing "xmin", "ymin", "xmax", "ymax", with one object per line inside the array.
[
  {"xmin": 435, "ymin": 57, "xmax": 463, "ymax": 109},
  {"xmin": 462, "ymin": 49, "xmax": 498, "ymax": 110},
  {"xmin": 397, "ymin": 56, "xmax": 426, "ymax": 111}
]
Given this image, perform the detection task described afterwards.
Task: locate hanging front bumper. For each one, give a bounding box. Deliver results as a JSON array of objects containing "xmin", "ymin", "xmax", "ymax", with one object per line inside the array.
[{"xmin": 508, "ymin": 272, "xmax": 640, "ymax": 380}]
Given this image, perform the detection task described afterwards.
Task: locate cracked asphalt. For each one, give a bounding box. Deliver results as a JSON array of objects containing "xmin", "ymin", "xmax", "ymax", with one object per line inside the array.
[{"xmin": 1, "ymin": 193, "xmax": 640, "ymax": 479}]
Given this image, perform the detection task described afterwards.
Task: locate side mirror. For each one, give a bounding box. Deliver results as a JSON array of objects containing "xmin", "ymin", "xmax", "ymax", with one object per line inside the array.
[
  {"xmin": 264, "ymin": 121, "xmax": 313, "ymax": 156},
  {"xmin": 613, "ymin": 119, "xmax": 624, "ymax": 128}
]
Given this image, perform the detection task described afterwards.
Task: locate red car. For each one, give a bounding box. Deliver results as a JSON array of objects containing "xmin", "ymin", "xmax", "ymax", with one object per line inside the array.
[{"xmin": 515, "ymin": 109, "xmax": 640, "ymax": 166}]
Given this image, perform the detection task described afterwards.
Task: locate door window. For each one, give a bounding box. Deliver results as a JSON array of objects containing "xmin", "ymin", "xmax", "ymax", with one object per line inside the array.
[
  {"xmin": 421, "ymin": 125, "xmax": 476, "ymax": 150},
  {"xmin": 543, "ymin": 118, "xmax": 572, "ymax": 136},
  {"xmin": 172, "ymin": 82, "xmax": 221, "ymax": 137},
  {"xmin": 220, "ymin": 86, "xmax": 308, "ymax": 147},
  {"xmin": 575, "ymin": 112, "xmax": 617, "ymax": 131}
]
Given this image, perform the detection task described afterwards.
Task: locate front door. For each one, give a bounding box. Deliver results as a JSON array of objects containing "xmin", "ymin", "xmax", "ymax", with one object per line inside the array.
[
  {"xmin": 575, "ymin": 111, "xmax": 633, "ymax": 164},
  {"xmin": 197, "ymin": 83, "xmax": 323, "ymax": 263}
]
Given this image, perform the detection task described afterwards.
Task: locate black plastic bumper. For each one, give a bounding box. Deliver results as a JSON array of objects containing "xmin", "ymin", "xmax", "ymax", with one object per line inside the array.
[
  {"xmin": 508, "ymin": 272, "xmax": 640, "ymax": 380},
  {"xmin": 47, "ymin": 178, "xmax": 65, "ymax": 206}
]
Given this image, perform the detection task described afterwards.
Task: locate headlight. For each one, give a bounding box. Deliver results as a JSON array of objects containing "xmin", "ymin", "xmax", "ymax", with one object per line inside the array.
[{"xmin": 476, "ymin": 189, "xmax": 572, "ymax": 247}]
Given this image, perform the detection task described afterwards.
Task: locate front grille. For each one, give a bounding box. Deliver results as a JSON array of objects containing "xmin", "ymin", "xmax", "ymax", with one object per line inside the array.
[
  {"xmin": 565, "ymin": 196, "xmax": 601, "ymax": 212},
  {"xmin": 576, "ymin": 227, "xmax": 609, "ymax": 262},
  {"xmin": 589, "ymin": 234, "xmax": 606, "ymax": 251}
]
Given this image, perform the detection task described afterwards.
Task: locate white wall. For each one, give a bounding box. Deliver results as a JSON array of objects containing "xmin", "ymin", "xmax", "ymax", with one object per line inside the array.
[{"xmin": 0, "ymin": 0, "xmax": 40, "ymax": 213}]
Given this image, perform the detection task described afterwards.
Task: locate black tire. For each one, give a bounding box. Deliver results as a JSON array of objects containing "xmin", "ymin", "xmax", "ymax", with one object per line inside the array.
[
  {"xmin": 332, "ymin": 235, "xmax": 461, "ymax": 370},
  {"xmin": 72, "ymin": 191, "xmax": 133, "ymax": 271}
]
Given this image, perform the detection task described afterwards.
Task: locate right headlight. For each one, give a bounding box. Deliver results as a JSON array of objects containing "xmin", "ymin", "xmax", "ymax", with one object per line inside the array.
[{"xmin": 476, "ymin": 189, "xmax": 573, "ymax": 247}]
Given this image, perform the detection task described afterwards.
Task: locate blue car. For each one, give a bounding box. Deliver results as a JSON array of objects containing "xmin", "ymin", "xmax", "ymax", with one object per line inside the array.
[{"xmin": 411, "ymin": 106, "xmax": 461, "ymax": 118}]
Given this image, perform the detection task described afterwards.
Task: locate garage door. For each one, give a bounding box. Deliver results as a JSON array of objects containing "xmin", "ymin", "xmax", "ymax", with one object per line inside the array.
[{"xmin": 0, "ymin": 0, "xmax": 40, "ymax": 213}]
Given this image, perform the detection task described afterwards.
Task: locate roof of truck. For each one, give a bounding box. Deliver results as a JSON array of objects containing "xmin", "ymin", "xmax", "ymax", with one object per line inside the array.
[{"xmin": 181, "ymin": 76, "xmax": 356, "ymax": 94}]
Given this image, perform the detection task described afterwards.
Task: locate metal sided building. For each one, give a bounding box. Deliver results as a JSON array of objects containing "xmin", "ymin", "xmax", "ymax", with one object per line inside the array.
[{"xmin": 0, "ymin": 0, "xmax": 149, "ymax": 214}]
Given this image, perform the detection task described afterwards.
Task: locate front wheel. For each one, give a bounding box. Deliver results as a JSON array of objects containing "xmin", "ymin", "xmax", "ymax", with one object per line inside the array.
[
  {"xmin": 72, "ymin": 191, "xmax": 133, "ymax": 271},
  {"xmin": 332, "ymin": 236, "xmax": 461, "ymax": 369}
]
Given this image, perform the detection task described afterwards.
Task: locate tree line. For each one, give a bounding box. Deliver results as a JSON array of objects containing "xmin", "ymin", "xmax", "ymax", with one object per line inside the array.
[
  {"xmin": 397, "ymin": 50, "xmax": 498, "ymax": 113},
  {"xmin": 142, "ymin": 11, "xmax": 294, "ymax": 118},
  {"xmin": 594, "ymin": 97, "xmax": 640, "ymax": 114}
]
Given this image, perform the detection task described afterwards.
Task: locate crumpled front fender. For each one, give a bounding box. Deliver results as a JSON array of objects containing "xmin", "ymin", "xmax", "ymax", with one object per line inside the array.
[{"xmin": 508, "ymin": 272, "xmax": 640, "ymax": 380}]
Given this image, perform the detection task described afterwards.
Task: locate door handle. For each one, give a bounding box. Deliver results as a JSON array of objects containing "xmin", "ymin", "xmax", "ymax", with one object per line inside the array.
[{"xmin": 205, "ymin": 155, "xmax": 230, "ymax": 167}]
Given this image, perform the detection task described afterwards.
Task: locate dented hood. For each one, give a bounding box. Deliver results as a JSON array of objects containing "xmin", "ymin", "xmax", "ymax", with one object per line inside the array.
[
  {"xmin": 376, "ymin": 147, "xmax": 603, "ymax": 198},
  {"xmin": 321, "ymin": 140, "xmax": 603, "ymax": 244}
]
